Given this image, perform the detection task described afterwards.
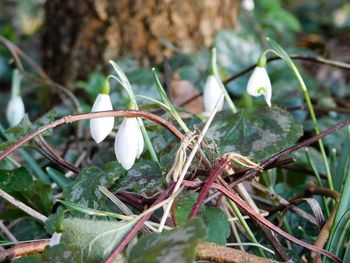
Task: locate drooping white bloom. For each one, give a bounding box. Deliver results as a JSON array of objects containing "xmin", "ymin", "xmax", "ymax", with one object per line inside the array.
[
  {"xmin": 6, "ymin": 95, "xmax": 25, "ymax": 127},
  {"xmin": 114, "ymin": 117, "xmax": 144, "ymax": 170},
  {"xmin": 247, "ymin": 66, "xmax": 272, "ymax": 107},
  {"xmin": 49, "ymin": 232, "xmax": 62, "ymax": 247},
  {"xmin": 90, "ymin": 93, "xmax": 114, "ymax": 143},
  {"xmin": 242, "ymin": 0, "xmax": 255, "ymax": 11},
  {"xmin": 203, "ymin": 75, "xmax": 224, "ymax": 114}
]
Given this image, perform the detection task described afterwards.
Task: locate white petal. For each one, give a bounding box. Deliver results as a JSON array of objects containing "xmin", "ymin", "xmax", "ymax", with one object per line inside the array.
[
  {"xmin": 6, "ymin": 96, "xmax": 25, "ymax": 127},
  {"xmin": 49, "ymin": 232, "xmax": 62, "ymax": 247},
  {"xmin": 114, "ymin": 118, "xmax": 140, "ymax": 170},
  {"xmin": 246, "ymin": 66, "xmax": 272, "ymax": 107},
  {"xmin": 242, "ymin": 0, "xmax": 255, "ymax": 11},
  {"xmin": 136, "ymin": 119, "xmax": 144, "ymax": 159},
  {"xmin": 203, "ymin": 75, "xmax": 224, "ymax": 114},
  {"xmin": 90, "ymin": 94, "xmax": 114, "ymax": 143}
]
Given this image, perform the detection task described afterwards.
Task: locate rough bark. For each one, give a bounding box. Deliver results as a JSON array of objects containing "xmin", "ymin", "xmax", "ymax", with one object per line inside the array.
[{"xmin": 42, "ymin": 0, "xmax": 239, "ymax": 85}]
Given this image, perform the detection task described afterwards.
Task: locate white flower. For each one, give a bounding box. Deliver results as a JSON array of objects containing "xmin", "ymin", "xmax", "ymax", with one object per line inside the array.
[
  {"xmin": 247, "ymin": 66, "xmax": 272, "ymax": 107},
  {"xmin": 242, "ymin": 0, "xmax": 255, "ymax": 11},
  {"xmin": 6, "ymin": 95, "xmax": 25, "ymax": 127},
  {"xmin": 90, "ymin": 93, "xmax": 114, "ymax": 143},
  {"xmin": 114, "ymin": 117, "xmax": 144, "ymax": 170},
  {"xmin": 203, "ymin": 75, "xmax": 224, "ymax": 114},
  {"xmin": 49, "ymin": 232, "xmax": 62, "ymax": 247}
]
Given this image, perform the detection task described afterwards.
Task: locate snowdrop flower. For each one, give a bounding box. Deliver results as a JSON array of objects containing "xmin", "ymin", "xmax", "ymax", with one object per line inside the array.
[
  {"xmin": 242, "ymin": 0, "xmax": 255, "ymax": 11},
  {"xmin": 6, "ymin": 70, "xmax": 25, "ymax": 127},
  {"xmin": 90, "ymin": 81, "xmax": 114, "ymax": 143},
  {"xmin": 114, "ymin": 117, "xmax": 144, "ymax": 170},
  {"xmin": 203, "ymin": 75, "xmax": 224, "ymax": 114},
  {"xmin": 247, "ymin": 55, "xmax": 272, "ymax": 107},
  {"xmin": 49, "ymin": 232, "xmax": 62, "ymax": 247},
  {"xmin": 6, "ymin": 95, "xmax": 25, "ymax": 127}
]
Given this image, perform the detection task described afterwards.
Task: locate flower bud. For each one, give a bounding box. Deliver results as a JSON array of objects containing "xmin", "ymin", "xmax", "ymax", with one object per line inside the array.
[
  {"xmin": 6, "ymin": 95, "xmax": 25, "ymax": 127},
  {"xmin": 114, "ymin": 117, "xmax": 144, "ymax": 170},
  {"xmin": 203, "ymin": 75, "xmax": 224, "ymax": 114},
  {"xmin": 90, "ymin": 93, "xmax": 114, "ymax": 143},
  {"xmin": 246, "ymin": 66, "xmax": 272, "ymax": 107}
]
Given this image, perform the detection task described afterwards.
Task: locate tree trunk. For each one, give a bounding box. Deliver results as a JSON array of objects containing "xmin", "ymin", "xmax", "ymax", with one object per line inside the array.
[{"xmin": 42, "ymin": 0, "xmax": 239, "ymax": 86}]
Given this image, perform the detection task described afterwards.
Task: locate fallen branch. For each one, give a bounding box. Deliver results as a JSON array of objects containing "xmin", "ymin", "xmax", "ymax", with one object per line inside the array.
[
  {"xmin": 196, "ymin": 243, "xmax": 280, "ymax": 263},
  {"xmin": 0, "ymin": 239, "xmax": 49, "ymax": 262}
]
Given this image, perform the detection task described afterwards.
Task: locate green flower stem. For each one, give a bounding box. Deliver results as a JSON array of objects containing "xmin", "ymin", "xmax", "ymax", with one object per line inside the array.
[
  {"xmin": 211, "ymin": 48, "xmax": 238, "ymax": 114},
  {"xmin": 108, "ymin": 63, "xmax": 160, "ymax": 166},
  {"xmin": 227, "ymin": 198, "xmax": 266, "ymax": 257},
  {"xmin": 290, "ymin": 63, "xmax": 334, "ymax": 190},
  {"xmin": 0, "ymin": 124, "xmax": 51, "ymax": 184},
  {"xmin": 152, "ymin": 69, "xmax": 190, "ymax": 133},
  {"xmin": 266, "ymin": 40, "xmax": 334, "ymax": 190},
  {"xmin": 306, "ymin": 148, "xmax": 331, "ymax": 217}
]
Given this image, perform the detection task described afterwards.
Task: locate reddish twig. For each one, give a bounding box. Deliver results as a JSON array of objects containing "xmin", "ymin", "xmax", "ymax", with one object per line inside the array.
[
  {"xmin": 182, "ymin": 180, "xmax": 341, "ymax": 262},
  {"xmin": 228, "ymin": 116, "xmax": 350, "ymax": 189},
  {"xmin": 0, "ymin": 110, "xmax": 184, "ymax": 161},
  {"xmin": 103, "ymin": 183, "xmax": 175, "ymax": 263},
  {"xmin": 188, "ymin": 158, "xmax": 229, "ymax": 219}
]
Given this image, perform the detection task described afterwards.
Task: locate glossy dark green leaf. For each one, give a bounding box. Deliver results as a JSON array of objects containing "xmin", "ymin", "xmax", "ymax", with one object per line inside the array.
[
  {"xmin": 64, "ymin": 162, "xmax": 125, "ymax": 213},
  {"xmin": 112, "ymin": 160, "xmax": 163, "ymax": 194},
  {"xmin": 128, "ymin": 218, "xmax": 206, "ymax": 263},
  {"xmin": 207, "ymin": 107, "xmax": 303, "ymax": 162}
]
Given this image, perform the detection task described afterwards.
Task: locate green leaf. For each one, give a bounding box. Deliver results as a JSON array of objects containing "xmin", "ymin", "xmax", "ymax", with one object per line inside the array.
[
  {"xmin": 0, "ymin": 167, "xmax": 53, "ymax": 214},
  {"xmin": 0, "ymin": 167, "xmax": 32, "ymax": 192},
  {"xmin": 326, "ymin": 210, "xmax": 350, "ymax": 262},
  {"xmin": 204, "ymin": 207, "xmax": 230, "ymax": 246},
  {"xmin": 112, "ymin": 160, "xmax": 163, "ymax": 194},
  {"xmin": 174, "ymin": 192, "xmax": 202, "ymax": 225},
  {"xmin": 64, "ymin": 162, "xmax": 125, "ymax": 213},
  {"xmin": 207, "ymin": 107, "xmax": 303, "ymax": 162},
  {"xmin": 46, "ymin": 167, "xmax": 71, "ymax": 189},
  {"xmin": 128, "ymin": 218, "xmax": 207, "ymax": 263},
  {"xmin": 174, "ymin": 193, "xmax": 229, "ymax": 245},
  {"xmin": 61, "ymin": 217, "xmax": 135, "ymax": 262},
  {"xmin": 11, "ymin": 218, "xmax": 48, "ymax": 241},
  {"xmin": 0, "ymin": 111, "xmax": 57, "ymax": 151}
]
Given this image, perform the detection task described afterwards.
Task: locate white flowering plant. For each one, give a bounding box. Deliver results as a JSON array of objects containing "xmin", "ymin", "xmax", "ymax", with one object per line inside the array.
[{"xmin": 0, "ymin": 4, "xmax": 349, "ymax": 262}]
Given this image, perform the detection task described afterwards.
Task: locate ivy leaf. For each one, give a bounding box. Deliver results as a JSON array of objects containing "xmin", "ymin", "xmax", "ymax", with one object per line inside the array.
[
  {"xmin": 64, "ymin": 162, "xmax": 125, "ymax": 213},
  {"xmin": 112, "ymin": 160, "xmax": 163, "ymax": 194},
  {"xmin": 207, "ymin": 107, "xmax": 303, "ymax": 162},
  {"xmin": 128, "ymin": 218, "xmax": 207, "ymax": 263}
]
